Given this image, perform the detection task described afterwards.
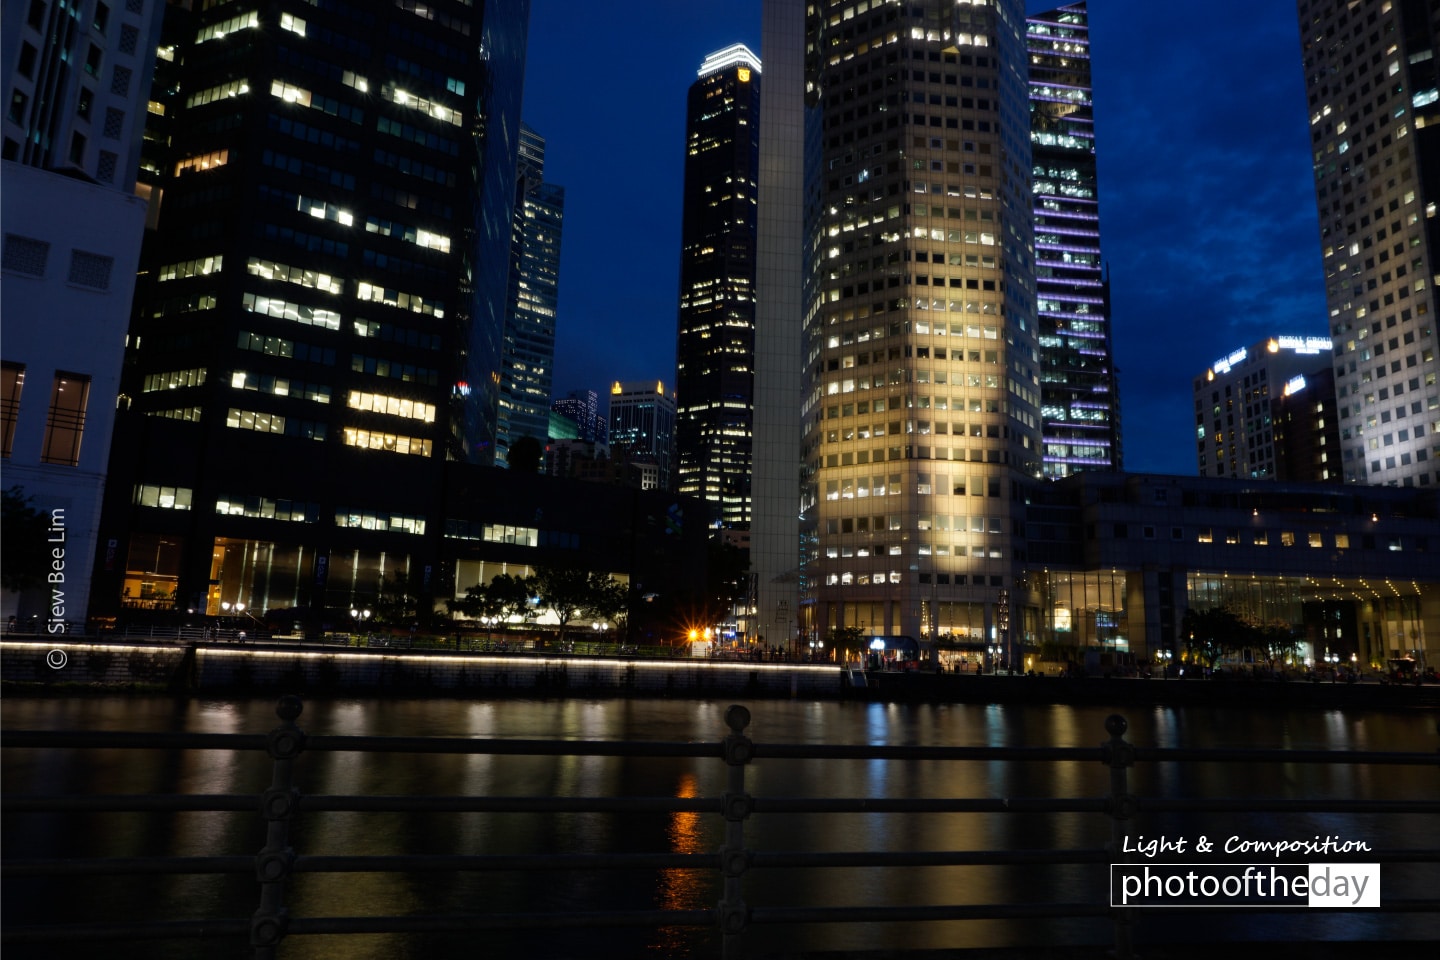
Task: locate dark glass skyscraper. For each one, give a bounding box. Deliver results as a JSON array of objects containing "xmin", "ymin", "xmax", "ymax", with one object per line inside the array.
[
  {"xmin": 94, "ymin": 0, "xmax": 530, "ymax": 619},
  {"xmin": 1027, "ymin": 2, "xmax": 1120, "ymax": 478},
  {"xmin": 497, "ymin": 122, "xmax": 564, "ymax": 466},
  {"xmin": 674, "ymin": 44, "xmax": 761, "ymax": 529}
]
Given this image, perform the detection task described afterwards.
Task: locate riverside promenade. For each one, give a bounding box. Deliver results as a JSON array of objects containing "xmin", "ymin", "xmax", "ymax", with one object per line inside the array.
[{"xmin": 3, "ymin": 635, "xmax": 1438, "ymax": 709}]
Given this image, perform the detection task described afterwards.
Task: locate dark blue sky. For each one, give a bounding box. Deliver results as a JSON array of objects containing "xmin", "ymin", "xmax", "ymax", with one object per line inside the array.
[{"xmin": 520, "ymin": 1, "xmax": 1326, "ymax": 477}]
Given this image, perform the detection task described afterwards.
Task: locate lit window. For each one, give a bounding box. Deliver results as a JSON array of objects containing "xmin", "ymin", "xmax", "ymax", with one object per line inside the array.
[
  {"xmin": 1, "ymin": 362, "xmax": 25, "ymax": 458},
  {"xmin": 40, "ymin": 372, "xmax": 90, "ymax": 466}
]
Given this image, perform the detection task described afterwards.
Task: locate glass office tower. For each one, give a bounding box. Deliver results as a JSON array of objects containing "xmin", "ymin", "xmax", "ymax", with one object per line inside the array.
[
  {"xmin": 1027, "ymin": 2, "xmax": 1121, "ymax": 478},
  {"xmin": 94, "ymin": 0, "xmax": 530, "ymax": 619},
  {"xmin": 675, "ymin": 44, "xmax": 761, "ymax": 529},
  {"xmin": 497, "ymin": 122, "xmax": 564, "ymax": 466}
]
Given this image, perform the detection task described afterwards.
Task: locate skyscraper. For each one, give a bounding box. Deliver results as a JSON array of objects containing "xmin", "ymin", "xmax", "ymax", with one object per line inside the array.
[
  {"xmin": 551, "ymin": 388, "xmax": 605, "ymax": 444},
  {"xmin": 1027, "ymin": 2, "xmax": 1121, "ymax": 478},
  {"xmin": 791, "ymin": 0, "xmax": 1042, "ymax": 647},
  {"xmin": 607, "ymin": 381, "xmax": 677, "ymax": 492},
  {"xmin": 497, "ymin": 122, "xmax": 564, "ymax": 466},
  {"xmin": 1193, "ymin": 335, "xmax": 1339, "ymax": 481},
  {"xmin": 92, "ymin": 0, "xmax": 530, "ymax": 620},
  {"xmin": 674, "ymin": 44, "xmax": 761, "ymax": 530},
  {"xmin": 1297, "ymin": 0, "xmax": 1439, "ymax": 487},
  {"xmin": 2, "ymin": 0, "xmax": 165, "ymax": 623}
]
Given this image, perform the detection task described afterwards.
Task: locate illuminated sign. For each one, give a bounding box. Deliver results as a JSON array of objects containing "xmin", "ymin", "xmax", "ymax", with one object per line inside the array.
[
  {"xmin": 1283, "ymin": 375, "xmax": 1307, "ymax": 397},
  {"xmin": 1211, "ymin": 347, "xmax": 1248, "ymax": 375},
  {"xmin": 1276, "ymin": 335, "xmax": 1332, "ymax": 354}
]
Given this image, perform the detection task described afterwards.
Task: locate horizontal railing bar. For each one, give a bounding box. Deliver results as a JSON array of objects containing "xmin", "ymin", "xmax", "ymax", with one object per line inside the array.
[
  {"xmin": 750, "ymin": 849, "xmax": 1114, "ymax": 867},
  {"xmin": 1, "ymin": 731, "xmax": 268, "ymax": 751},
  {"xmin": 6, "ymin": 732, "xmax": 1434, "ymax": 768},
  {"xmin": 1135, "ymin": 798, "xmax": 1440, "ymax": 815},
  {"xmin": 7, "ymin": 847, "xmax": 1431, "ymax": 880},
  {"xmin": 285, "ymin": 909, "xmax": 718, "ymax": 934},
  {"xmin": 2, "ymin": 856, "xmax": 253, "ymax": 876},
  {"xmin": 1132, "ymin": 747, "xmax": 1440, "ymax": 766},
  {"xmin": 298, "ymin": 795, "xmax": 721, "ymax": 813},
  {"xmin": 754, "ymin": 743, "xmax": 1102, "ymax": 762},
  {"xmin": 3, "ymin": 794, "xmax": 256, "ymax": 813},
  {"xmin": 304, "ymin": 735, "xmax": 725, "ymax": 758},
  {"xmin": 753, "ymin": 797, "xmax": 1110, "ymax": 814},
  {"xmin": 750, "ymin": 903, "xmax": 1113, "ymax": 924},
  {"xmin": 294, "ymin": 852, "xmax": 718, "ymax": 872},
  {"xmin": 9, "ymin": 793, "xmax": 1436, "ymax": 819},
  {"xmin": 1, "ymin": 919, "xmax": 251, "ymax": 943},
  {"xmin": 749, "ymin": 901, "xmax": 1440, "ymax": 924}
]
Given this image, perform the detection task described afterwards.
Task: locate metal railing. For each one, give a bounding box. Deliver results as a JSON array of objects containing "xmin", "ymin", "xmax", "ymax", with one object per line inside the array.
[{"xmin": 2, "ymin": 698, "xmax": 1437, "ymax": 959}]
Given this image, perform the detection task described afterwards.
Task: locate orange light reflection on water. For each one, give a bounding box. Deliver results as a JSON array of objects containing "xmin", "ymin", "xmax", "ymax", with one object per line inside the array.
[{"xmin": 650, "ymin": 771, "xmax": 711, "ymax": 956}]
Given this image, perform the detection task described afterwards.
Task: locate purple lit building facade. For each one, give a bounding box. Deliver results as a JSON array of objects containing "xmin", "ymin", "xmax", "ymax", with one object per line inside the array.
[{"xmin": 1027, "ymin": 2, "xmax": 1121, "ymax": 478}]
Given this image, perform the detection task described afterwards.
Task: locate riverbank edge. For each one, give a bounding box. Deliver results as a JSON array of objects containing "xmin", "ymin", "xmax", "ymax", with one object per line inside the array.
[{"xmin": 3, "ymin": 639, "xmax": 1437, "ymax": 710}]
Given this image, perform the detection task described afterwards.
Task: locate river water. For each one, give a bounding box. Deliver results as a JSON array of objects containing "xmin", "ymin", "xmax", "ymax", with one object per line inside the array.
[{"xmin": 2, "ymin": 695, "xmax": 1437, "ymax": 958}]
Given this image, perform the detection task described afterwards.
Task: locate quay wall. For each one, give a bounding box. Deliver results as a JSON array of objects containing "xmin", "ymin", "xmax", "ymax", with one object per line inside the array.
[
  {"xmin": 0, "ymin": 641, "xmax": 842, "ymax": 697},
  {"xmin": 4, "ymin": 641, "xmax": 1435, "ymax": 707}
]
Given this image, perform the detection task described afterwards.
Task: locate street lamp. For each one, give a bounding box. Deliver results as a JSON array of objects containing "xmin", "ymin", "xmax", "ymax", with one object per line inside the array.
[{"xmin": 351, "ymin": 607, "xmax": 372, "ymax": 643}]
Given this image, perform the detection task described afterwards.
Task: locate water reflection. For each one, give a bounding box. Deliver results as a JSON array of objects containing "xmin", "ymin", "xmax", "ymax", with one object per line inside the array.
[
  {"xmin": 650, "ymin": 771, "xmax": 715, "ymax": 957},
  {"xmin": 2, "ymin": 697, "xmax": 1436, "ymax": 959}
]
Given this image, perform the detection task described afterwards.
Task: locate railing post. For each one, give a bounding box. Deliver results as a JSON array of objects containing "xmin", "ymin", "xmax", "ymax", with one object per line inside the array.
[
  {"xmin": 252, "ymin": 695, "xmax": 306, "ymax": 960},
  {"xmin": 1101, "ymin": 714, "xmax": 1136, "ymax": 960},
  {"xmin": 718, "ymin": 704, "xmax": 754, "ymax": 960}
]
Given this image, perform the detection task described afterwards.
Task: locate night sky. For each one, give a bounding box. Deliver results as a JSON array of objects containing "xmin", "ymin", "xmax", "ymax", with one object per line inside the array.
[{"xmin": 520, "ymin": 1, "xmax": 1326, "ymax": 477}]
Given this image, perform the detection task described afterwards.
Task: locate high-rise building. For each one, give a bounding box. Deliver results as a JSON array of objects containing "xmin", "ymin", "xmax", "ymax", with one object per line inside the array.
[
  {"xmin": 497, "ymin": 122, "xmax": 564, "ymax": 466},
  {"xmin": 750, "ymin": 0, "xmax": 806, "ymax": 650},
  {"xmin": 1027, "ymin": 2, "xmax": 1121, "ymax": 478},
  {"xmin": 674, "ymin": 44, "xmax": 761, "ymax": 530},
  {"xmin": 91, "ymin": 0, "xmax": 530, "ymax": 620},
  {"xmin": 551, "ymin": 388, "xmax": 606, "ymax": 443},
  {"xmin": 1193, "ymin": 336, "xmax": 1339, "ymax": 481},
  {"xmin": 1297, "ymin": 0, "xmax": 1439, "ymax": 487},
  {"xmin": 1273, "ymin": 366, "xmax": 1342, "ymax": 484},
  {"xmin": 607, "ymin": 380, "xmax": 676, "ymax": 492},
  {"xmin": 790, "ymin": 0, "xmax": 1042, "ymax": 647},
  {"xmin": 2, "ymin": 0, "xmax": 165, "ymax": 624}
]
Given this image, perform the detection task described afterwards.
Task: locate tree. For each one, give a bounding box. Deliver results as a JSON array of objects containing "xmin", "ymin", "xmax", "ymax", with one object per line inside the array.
[
  {"xmin": 2, "ymin": 486, "xmax": 50, "ymax": 594},
  {"xmin": 371, "ymin": 569, "xmax": 437, "ymax": 630},
  {"xmin": 706, "ymin": 537, "xmax": 750, "ymax": 631},
  {"xmin": 451, "ymin": 572, "xmax": 535, "ymax": 625},
  {"xmin": 508, "ymin": 436, "xmax": 543, "ymax": 474},
  {"xmin": 531, "ymin": 562, "xmax": 628, "ymax": 643},
  {"xmin": 830, "ymin": 625, "xmax": 867, "ymax": 662},
  {"xmin": 1181, "ymin": 605, "xmax": 1253, "ymax": 666}
]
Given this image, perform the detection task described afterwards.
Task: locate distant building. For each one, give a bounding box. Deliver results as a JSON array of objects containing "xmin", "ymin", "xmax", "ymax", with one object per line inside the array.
[
  {"xmin": 1027, "ymin": 3, "xmax": 1122, "ymax": 478},
  {"xmin": 1021, "ymin": 472, "xmax": 1438, "ymax": 670},
  {"xmin": 497, "ymin": 123, "xmax": 565, "ymax": 467},
  {"xmin": 1273, "ymin": 366, "xmax": 1342, "ymax": 484},
  {"xmin": 551, "ymin": 389, "xmax": 606, "ymax": 443},
  {"xmin": 607, "ymin": 381, "xmax": 676, "ymax": 492},
  {"xmin": 1, "ymin": 0, "xmax": 165, "ymax": 623},
  {"xmin": 1298, "ymin": 0, "xmax": 1439, "ymax": 487},
  {"xmin": 674, "ymin": 44, "xmax": 760, "ymax": 529},
  {"xmin": 1194, "ymin": 336, "xmax": 1337, "ymax": 481},
  {"xmin": 547, "ymin": 411, "xmax": 580, "ymax": 442}
]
